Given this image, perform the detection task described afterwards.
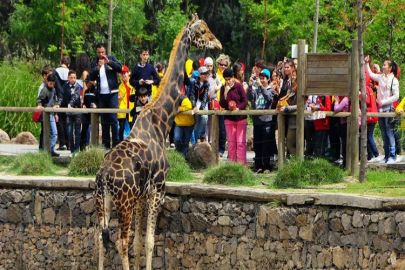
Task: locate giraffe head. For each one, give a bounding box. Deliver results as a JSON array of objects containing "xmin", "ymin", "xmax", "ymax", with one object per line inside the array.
[{"xmin": 188, "ymin": 14, "xmax": 222, "ymax": 50}]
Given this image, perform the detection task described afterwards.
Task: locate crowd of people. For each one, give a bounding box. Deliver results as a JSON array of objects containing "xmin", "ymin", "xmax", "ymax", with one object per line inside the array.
[{"xmin": 35, "ymin": 44, "xmax": 403, "ymax": 172}]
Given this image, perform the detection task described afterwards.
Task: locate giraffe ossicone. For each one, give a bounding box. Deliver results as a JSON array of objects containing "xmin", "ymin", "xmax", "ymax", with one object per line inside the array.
[{"xmin": 94, "ymin": 13, "xmax": 222, "ymax": 270}]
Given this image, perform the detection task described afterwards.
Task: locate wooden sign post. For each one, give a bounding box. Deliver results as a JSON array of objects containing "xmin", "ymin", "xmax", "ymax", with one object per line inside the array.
[{"xmin": 295, "ymin": 40, "xmax": 357, "ymax": 176}]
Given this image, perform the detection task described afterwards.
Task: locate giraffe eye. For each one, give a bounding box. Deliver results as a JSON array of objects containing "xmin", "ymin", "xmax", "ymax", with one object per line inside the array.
[{"xmin": 201, "ymin": 30, "xmax": 206, "ymax": 34}]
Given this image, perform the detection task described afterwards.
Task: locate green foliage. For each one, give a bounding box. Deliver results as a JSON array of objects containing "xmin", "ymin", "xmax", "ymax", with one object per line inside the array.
[
  {"xmin": 9, "ymin": 151, "xmax": 59, "ymax": 175},
  {"xmin": 150, "ymin": 0, "xmax": 188, "ymax": 61},
  {"xmin": 8, "ymin": 0, "xmax": 147, "ymax": 62},
  {"xmin": 203, "ymin": 162, "xmax": 258, "ymax": 186},
  {"xmin": 166, "ymin": 149, "xmax": 193, "ymax": 182},
  {"xmin": 0, "ymin": 60, "xmax": 42, "ymax": 138},
  {"xmin": 68, "ymin": 147, "xmax": 105, "ymax": 176},
  {"xmin": 274, "ymin": 158, "xmax": 345, "ymax": 188}
]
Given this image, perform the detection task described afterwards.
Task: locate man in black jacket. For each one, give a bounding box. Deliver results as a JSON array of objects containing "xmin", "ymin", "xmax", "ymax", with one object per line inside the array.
[{"xmin": 90, "ymin": 43, "xmax": 122, "ymax": 149}]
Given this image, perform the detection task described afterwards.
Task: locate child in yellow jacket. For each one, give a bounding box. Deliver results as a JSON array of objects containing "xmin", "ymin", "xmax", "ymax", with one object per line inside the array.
[{"xmin": 174, "ymin": 95, "xmax": 195, "ymax": 157}]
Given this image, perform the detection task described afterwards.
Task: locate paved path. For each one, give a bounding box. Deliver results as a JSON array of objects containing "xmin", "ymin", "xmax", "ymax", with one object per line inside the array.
[{"xmin": 0, "ymin": 143, "xmax": 256, "ymax": 163}]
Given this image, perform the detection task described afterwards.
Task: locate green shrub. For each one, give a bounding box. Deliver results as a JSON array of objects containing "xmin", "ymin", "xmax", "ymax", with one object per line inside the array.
[
  {"xmin": 9, "ymin": 151, "xmax": 58, "ymax": 175},
  {"xmin": 0, "ymin": 60, "xmax": 43, "ymax": 138},
  {"xmin": 203, "ymin": 162, "xmax": 258, "ymax": 186},
  {"xmin": 166, "ymin": 149, "xmax": 193, "ymax": 182},
  {"xmin": 68, "ymin": 147, "xmax": 105, "ymax": 176},
  {"xmin": 274, "ymin": 158, "xmax": 345, "ymax": 188}
]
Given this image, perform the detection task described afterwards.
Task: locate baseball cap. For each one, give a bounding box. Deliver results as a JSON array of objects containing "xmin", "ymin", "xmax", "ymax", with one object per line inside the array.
[
  {"xmin": 259, "ymin": 69, "xmax": 271, "ymax": 79},
  {"xmin": 198, "ymin": 66, "xmax": 209, "ymax": 74},
  {"xmin": 121, "ymin": 65, "xmax": 130, "ymax": 73}
]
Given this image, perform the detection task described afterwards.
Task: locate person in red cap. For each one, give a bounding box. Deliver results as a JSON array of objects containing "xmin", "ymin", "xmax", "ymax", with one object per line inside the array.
[{"xmin": 118, "ymin": 65, "xmax": 135, "ymax": 142}]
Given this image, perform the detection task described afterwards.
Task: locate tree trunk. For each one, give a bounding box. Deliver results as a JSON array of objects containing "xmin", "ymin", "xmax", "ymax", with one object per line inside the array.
[
  {"xmin": 61, "ymin": 0, "xmax": 65, "ymax": 60},
  {"xmin": 357, "ymin": 0, "xmax": 367, "ymax": 182},
  {"xmin": 313, "ymin": 0, "xmax": 319, "ymax": 53},
  {"xmin": 389, "ymin": 18, "xmax": 394, "ymax": 59},
  {"xmin": 108, "ymin": 0, "xmax": 113, "ymax": 55},
  {"xmin": 261, "ymin": 0, "xmax": 267, "ymax": 58}
]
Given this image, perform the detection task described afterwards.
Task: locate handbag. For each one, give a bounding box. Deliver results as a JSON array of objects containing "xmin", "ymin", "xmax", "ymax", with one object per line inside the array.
[
  {"xmin": 276, "ymin": 93, "xmax": 290, "ymax": 110},
  {"xmin": 209, "ymin": 99, "xmax": 221, "ymax": 110},
  {"xmin": 33, "ymin": 91, "xmax": 55, "ymax": 123},
  {"xmin": 32, "ymin": 111, "xmax": 42, "ymax": 123}
]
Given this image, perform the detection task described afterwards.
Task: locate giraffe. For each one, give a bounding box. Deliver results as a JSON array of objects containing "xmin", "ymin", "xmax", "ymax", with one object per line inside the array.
[{"xmin": 94, "ymin": 14, "xmax": 222, "ymax": 270}]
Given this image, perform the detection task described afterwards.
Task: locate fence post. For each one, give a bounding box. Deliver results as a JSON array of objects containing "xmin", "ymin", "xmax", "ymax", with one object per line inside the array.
[
  {"xmin": 346, "ymin": 116, "xmax": 351, "ymax": 170},
  {"xmin": 43, "ymin": 112, "xmax": 51, "ymax": 152},
  {"xmin": 90, "ymin": 113, "xmax": 99, "ymax": 146},
  {"xmin": 277, "ymin": 113, "xmax": 285, "ymax": 168},
  {"xmin": 211, "ymin": 114, "xmax": 219, "ymax": 165},
  {"xmin": 296, "ymin": 39, "xmax": 306, "ymax": 160},
  {"xmin": 350, "ymin": 40, "xmax": 359, "ymax": 176}
]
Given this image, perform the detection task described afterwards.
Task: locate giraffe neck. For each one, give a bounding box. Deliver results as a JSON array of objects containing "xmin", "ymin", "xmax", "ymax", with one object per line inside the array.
[{"xmin": 148, "ymin": 27, "xmax": 192, "ymax": 139}]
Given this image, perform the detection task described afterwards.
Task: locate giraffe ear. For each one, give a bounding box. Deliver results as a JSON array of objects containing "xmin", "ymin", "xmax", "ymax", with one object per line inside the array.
[{"xmin": 190, "ymin": 20, "xmax": 202, "ymax": 32}]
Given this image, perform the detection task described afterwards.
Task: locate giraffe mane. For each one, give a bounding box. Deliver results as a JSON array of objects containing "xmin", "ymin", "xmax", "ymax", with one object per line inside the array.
[{"xmin": 144, "ymin": 25, "xmax": 188, "ymax": 109}]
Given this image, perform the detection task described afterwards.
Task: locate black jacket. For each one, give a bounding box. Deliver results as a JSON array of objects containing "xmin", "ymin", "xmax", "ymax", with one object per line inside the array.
[
  {"xmin": 58, "ymin": 82, "xmax": 81, "ymax": 109},
  {"xmin": 90, "ymin": 55, "xmax": 122, "ymax": 94}
]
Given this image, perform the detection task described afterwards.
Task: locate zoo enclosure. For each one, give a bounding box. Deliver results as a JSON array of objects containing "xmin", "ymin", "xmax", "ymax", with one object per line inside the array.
[{"xmin": 0, "ymin": 106, "xmax": 400, "ymax": 173}]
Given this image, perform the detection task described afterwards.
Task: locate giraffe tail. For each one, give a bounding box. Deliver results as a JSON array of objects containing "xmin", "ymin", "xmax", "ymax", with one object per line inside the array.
[{"xmin": 102, "ymin": 229, "xmax": 110, "ymax": 252}]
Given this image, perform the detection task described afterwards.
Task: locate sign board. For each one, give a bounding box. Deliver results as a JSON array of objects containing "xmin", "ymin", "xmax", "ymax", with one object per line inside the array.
[
  {"xmin": 291, "ymin": 44, "xmax": 308, "ymax": 58},
  {"xmin": 304, "ymin": 53, "xmax": 351, "ymax": 96}
]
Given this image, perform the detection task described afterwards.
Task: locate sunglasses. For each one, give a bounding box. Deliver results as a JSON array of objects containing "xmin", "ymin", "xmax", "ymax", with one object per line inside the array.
[{"xmin": 218, "ymin": 63, "xmax": 227, "ymax": 67}]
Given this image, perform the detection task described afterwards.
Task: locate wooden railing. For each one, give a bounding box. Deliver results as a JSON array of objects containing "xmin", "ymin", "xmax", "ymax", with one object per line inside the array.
[{"xmin": 0, "ymin": 107, "xmax": 401, "ymax": 171}]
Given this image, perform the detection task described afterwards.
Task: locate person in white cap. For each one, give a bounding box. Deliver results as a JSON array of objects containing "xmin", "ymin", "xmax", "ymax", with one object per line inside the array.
[
  {"xmin": 190, "ymin": 66, "xmax": 210, "ymax": 142},
  {"xmin": 204, "ymin": 57, "xmax": 222, "ymax": 144}
]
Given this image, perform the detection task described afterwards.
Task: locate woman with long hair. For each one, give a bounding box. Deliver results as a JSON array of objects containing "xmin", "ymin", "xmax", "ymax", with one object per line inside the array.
[
  {"xmin": 365, "ymin": 55, "xmax": 399, "ymax": 164},
  {"xmin": 75, "ymin": 53, "xmax": 91, "ymax": 92},
  {"xmin": 278, "ymin": 70, "xmax": 298, "ymax": 156},
  {"xmin": 278, "ymin": 59, "xmax": 296, "ymax": 99}
]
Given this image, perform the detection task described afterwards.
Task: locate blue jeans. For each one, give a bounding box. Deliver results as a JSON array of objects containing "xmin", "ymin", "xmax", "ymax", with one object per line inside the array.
[
  {"xmin": 99, "ymin": 93, "xmax": 119, "ymax": 148},
  {"xmin": 194, "ymin": 114, "xmax": 208, "ymax": 140},
  {"xmin": 50, "ymin": 115, "xmax": 57, "ymax": 152},
  {"xmin": 379, "ymin": 114, "xmax": 396, "ymax": 160},
  {"xmin": 367, "ymin": 123, "xmax": 379, "ymax": 159},
  {"xmin": 174, "ymin": 125, "xmax": 194, "ymax": 157},
  {"xmin": 67, "ymin": 114, "xmax": 82, "ymax": 153}
]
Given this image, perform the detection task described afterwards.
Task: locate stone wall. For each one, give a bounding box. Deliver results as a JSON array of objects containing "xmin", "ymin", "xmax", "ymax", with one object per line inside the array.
[{"xmin": 1, "ymin": 188, "xmax": 405, "ymax": 269}]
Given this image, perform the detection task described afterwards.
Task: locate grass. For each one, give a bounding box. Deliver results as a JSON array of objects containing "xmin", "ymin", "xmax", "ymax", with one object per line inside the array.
[
  {"xmin": 166, "ymin": 149, "xmax": 193, "ymax": 182},
  {"xmin": 68, "ymin": 147, "xmax": 106, "ymax": 176},
  {"xmin": 8, "ymin": 151, "xmax": 62, "ymax": 175},
  {"xmin": 314, "ymin": 169, "xmax": 405, "ymax": 197},
  {"xmin": 203, "ymin": 162, "xmax": 260, "ymax": 186},
  {"xmin": 273, "ymin": 158, "xmax": 346, "ymax": 188},
  {"xmin": 0, "ymin": 60, "xmax": 43, "ymax": 139}
]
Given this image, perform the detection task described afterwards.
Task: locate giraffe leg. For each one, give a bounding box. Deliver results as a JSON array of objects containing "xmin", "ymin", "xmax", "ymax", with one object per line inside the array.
[
  {"xmin": 95, "ymin": 193, "xmax": 112, "ymax": 270},
  {"xmin": 133, "ymin": 197, "xmax": 147, "ymax": 270},
  {"xmin": 145, "ymin": 191, "xmax": 163, "ymax": 270},
  {"xmin": 115, "ymin": 205, "xmax": 134, "ymax": 270}
]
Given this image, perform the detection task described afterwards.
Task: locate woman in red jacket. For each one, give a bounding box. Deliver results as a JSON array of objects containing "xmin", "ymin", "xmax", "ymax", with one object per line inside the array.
[
  {"xmin": 310, "ymin": 95, "xmax": 332, "ymax": 157},
  {"xmin": 219, "ymin": 69, "xmax": 249, "ymax": 165}
]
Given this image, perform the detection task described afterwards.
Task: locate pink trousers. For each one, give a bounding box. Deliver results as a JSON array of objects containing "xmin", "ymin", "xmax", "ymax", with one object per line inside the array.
[{"xmin": 225, "ymin": 118, "xmax": 247, "ymax": 165}]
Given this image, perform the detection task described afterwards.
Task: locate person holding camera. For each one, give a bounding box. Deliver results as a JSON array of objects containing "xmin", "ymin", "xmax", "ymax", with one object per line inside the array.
[
  {"xmin": 247, "ymin": 69, "xmax": 274, "ymax": 173},
  {"xmin": 90, "ymin": 43, "xmax": 122, "ymax": 149}
]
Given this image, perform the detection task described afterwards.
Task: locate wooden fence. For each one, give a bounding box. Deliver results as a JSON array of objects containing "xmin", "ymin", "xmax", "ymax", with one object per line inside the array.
[{"xmin": 0, "ymin": 107, "xmax": 402, "ymax": 174}]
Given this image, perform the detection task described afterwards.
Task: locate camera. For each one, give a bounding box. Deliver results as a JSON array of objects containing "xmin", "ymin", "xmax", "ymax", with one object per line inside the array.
[{"xmin": 253, "ymin": 75, "xmax": 257, "ymax": 80}]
